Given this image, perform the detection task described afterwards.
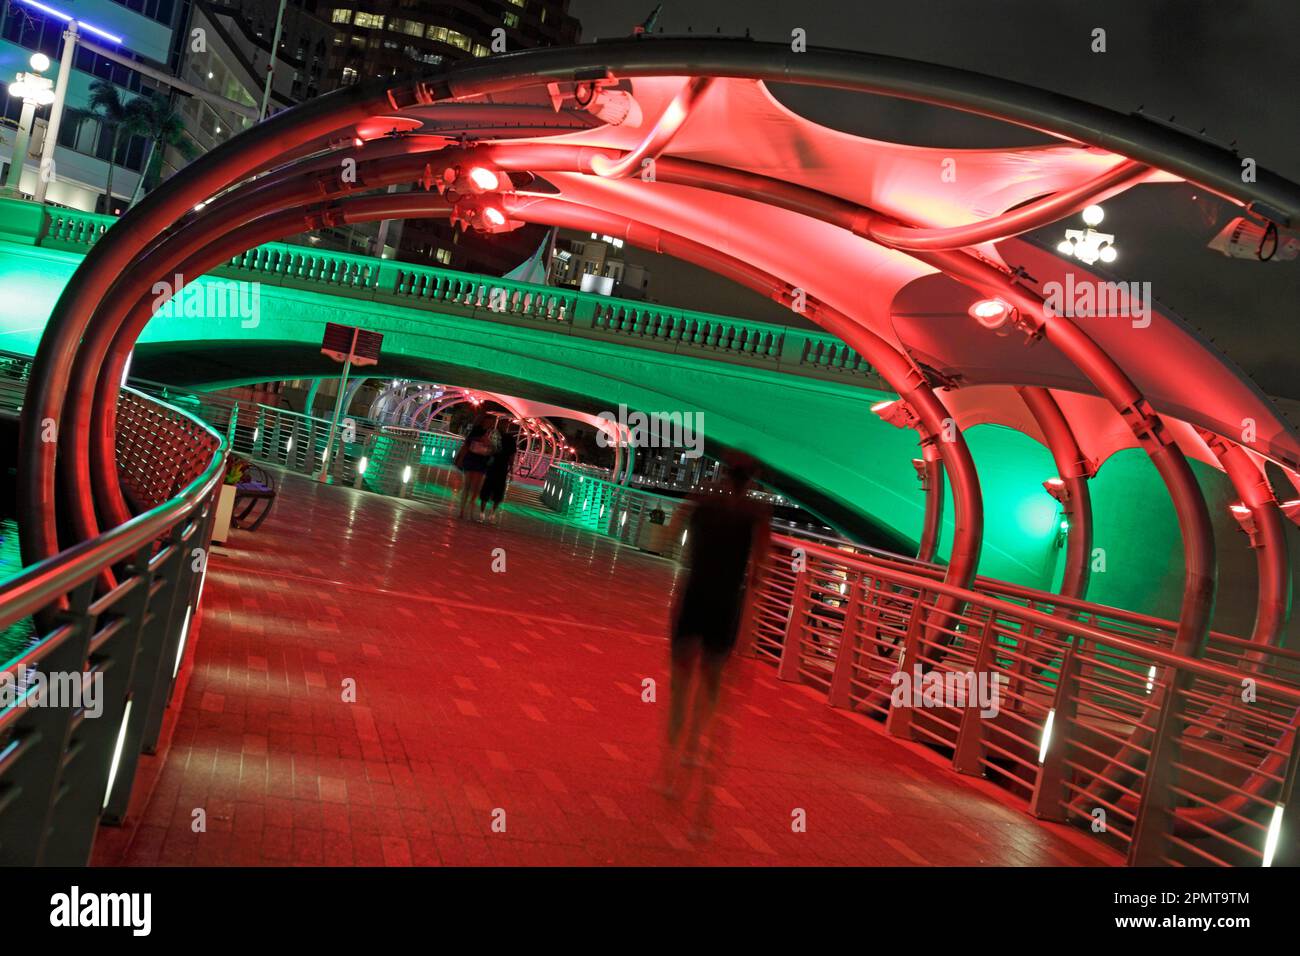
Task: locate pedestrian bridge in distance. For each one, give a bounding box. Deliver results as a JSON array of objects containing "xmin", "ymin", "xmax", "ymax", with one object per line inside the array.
[{"xmin": 0, "ymin": 196, "xmax": 1169, "ymax": 596}]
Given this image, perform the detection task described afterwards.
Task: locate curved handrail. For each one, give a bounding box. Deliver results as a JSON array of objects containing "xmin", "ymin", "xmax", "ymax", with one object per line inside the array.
[
  {"xmin": 548, "ymin": 463, "xmax": 1250, "ymax": 654},
  {"xmin": 0, "ymin": 388, "xmax": 227, "ymax": 635},
  {"xmin": 770, "ymin": 532, "xmax": 1300, "ymax": 705}
]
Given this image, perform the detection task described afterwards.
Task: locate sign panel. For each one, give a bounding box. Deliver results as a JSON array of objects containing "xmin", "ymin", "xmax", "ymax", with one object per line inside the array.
[{"xmin": 321, "ymin": 323, "xmax": 383, "ymax": 366}]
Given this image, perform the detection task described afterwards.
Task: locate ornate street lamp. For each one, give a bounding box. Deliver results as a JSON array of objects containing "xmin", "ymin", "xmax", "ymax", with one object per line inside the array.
[{"xmin": 2, "ymin": 54, "xmax": 55, "ymax": 196}]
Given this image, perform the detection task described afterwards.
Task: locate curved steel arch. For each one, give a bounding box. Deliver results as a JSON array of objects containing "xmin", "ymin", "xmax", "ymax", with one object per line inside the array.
[
  {"xmin": 24, "ymin": 37, "xmax": 1300, "ymax": 568},
  {"xmin": 19, "ymin": 44, "xmax": 1300, "ymax": 847}
]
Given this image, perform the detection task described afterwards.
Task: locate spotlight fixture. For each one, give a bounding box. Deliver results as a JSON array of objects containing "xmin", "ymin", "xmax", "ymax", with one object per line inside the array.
[
  {"xmin": 1054, "ymin": 513, "xmax": 1070, "ymax": 549},
  {"xmin": 871, "ymin": 399, "xmax": 920, "ymax": 430},
  {"xmin": 1042, "ymin": 477, "xmax": 1071, "ymax": 504},
  {"xmin": 441, "ymin": 164, "xmax": 510, "ymax": 201},
  {"xmin": 968, "ymin": 297, "xmax": 1014, "ymax": 328},
  {"xmin": 967, "ymin": 295, "xmax": 1043, "ymax": 340},
  {"xmin": 451, "ymin": 197, "xmax": 521, "ymax": 234},
  {"xmin": 1229, "ymin": 502, "xmax": 1260, "ymax": 546}
]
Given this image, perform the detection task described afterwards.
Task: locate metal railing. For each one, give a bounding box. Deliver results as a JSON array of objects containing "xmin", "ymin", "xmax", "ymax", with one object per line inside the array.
[
  {"xmin": 0, "ymin": 387, "xmax": 227, "ymax": 865},
  {"xmin": 741, "ymin": 534, "xmax": 1300, "ymax": 867},
  {"xmin": 130, "ymin": 381, "xmax": 466, "ymax": 504},
  {"xmin": 4, "ymin": 197, "xmax": 886, "ymax": 391},
  {"xmin": 541, "ymin": 464, "xmax": 692, "ymax": 560}
]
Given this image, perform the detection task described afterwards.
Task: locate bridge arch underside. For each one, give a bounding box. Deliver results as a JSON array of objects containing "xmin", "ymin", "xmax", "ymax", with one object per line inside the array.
[
  {"xmin": 128, "ymin": 329, "xmax": 1293, "ymax": 639},
  {"xmin": 22, "ymin": 38, "xmax": 1300, "ymax": 657}
]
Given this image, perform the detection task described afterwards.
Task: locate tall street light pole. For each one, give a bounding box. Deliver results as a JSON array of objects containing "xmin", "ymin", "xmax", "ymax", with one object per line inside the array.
[
  {"xmin": 33, "ymin": 21, "xmax": 78, "ymax": 205},
  {"xmin": 3, "ymin": 55, "xmax": 54, "ymax": 196}
]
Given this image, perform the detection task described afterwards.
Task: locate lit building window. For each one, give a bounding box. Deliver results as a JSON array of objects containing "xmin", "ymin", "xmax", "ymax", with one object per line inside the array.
[
  {"xmin": 427, "ymin": 25, "xmax": 471, "ymax": 50},
  {"xmin": 472, "ymin": 43, "xmax": 489, "ymax": 57},
  {"xmin": 341, "ymin": 66, "xmax": 359, "ymax": 84},
  {"xmin": 390, "ymin": 18, "xmax": 424, "ymax": 37},
  {"xmin": 504, "ymin": 12, "xmax": 519, "ymax": 27},
  {"xmin": 354, "ymin": 12, "xmax": 385, "ymax": 28},
  {"xmin": 436, "ymin": 248, "xmax": 452, "ymax": 265},
  {"xmin": 331, "ymin": 7, "xmax": 351, "ymax": 23}
]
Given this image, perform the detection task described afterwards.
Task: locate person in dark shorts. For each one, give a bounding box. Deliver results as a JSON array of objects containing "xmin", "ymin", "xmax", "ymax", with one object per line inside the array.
[
  {"xmin": 454, "ymin": 414, "xmax": 495, "ymax": 519},
  {"xmin": 478, "ymin": 421, "xmax": 518, "ymax": 523},
  {"xmin": 654, "ymin": 453, "xmax": 771, "ymax": 828}
]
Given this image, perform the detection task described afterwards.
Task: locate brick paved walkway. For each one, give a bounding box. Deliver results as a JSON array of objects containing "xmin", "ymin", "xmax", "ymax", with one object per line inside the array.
[{"xmin": 93, "ymin": 474, "xmax": 1119, "ymax": 866}]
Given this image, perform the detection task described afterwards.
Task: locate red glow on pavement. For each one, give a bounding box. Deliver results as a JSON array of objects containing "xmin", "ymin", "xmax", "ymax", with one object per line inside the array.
[{"xmin": 91, "ymin": 475, "xmax": 1117, "ymax": 867}]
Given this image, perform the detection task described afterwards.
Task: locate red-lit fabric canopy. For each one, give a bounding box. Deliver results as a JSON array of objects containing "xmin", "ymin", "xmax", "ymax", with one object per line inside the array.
[{"xmin": 429, "ymin": 76, "xmax": 1295, "ymax": 474}]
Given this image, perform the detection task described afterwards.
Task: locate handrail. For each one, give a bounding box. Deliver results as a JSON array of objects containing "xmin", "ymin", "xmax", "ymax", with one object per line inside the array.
[
  {"xmin": 0, "ymin": 383, "xmax": 227, "ymax": 864},
  {"xmin": 549, "ymin": 461, "xmax": 1248, "ymax": 656},
  {"xmin": 746, "ymin": 529, "xmax": 1300, "ymax": 865},
  {"xmin": 0, "ymin": 387, "xmax": 226, "ymax": 634},
  {"xmin": 776, "ymin": 533, "xmax": 1300, "ymax": 706}
]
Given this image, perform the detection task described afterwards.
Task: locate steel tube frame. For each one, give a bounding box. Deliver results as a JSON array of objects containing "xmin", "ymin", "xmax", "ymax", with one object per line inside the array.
[
  {"xmin": 29, "ymin": 37, "xmax": 1300, "ymax": 569},
  {"xmin": 588, "ymin": 76, "xmax": 713, "ymax": 179},
  {"xmin": 71, "ymin": 150, "xmax": 442, "ymax": 543},
  {"xmin": 1018, "ymin": 386, "xmax": 1094, "ymax": 603},
  {"xmin": 1202, "ymin": 432, "xmax": 1292, "ymax": 655},
  {"xmin": 88, "ymin": 195, "xmax": 448, "ymax": 526},
  {"xmin": 916, "ymin": 442, "xmax": 944, "ymax": 564},
  {"xmin": 27, "ymin": 41, "xmax": 1300, "ymax": 567},
  {"xmin": 493, "ymin": 194, "xmax": 986, "ymax": 617}
]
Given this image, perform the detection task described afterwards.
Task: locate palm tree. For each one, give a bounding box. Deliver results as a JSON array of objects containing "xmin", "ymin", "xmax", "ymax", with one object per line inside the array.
[
  {"xmin": 85, "ymin": 79, "xmax": 130, "ymax": 214},
  {"xmin": 124, "ymin": 92, "xmax": 199, "ymax": 207}
]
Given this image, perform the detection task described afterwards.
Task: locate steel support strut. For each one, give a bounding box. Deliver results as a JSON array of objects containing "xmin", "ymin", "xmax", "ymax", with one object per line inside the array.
[
  {"xmin": 24, "ymin": 37, "xmax": 1300, "ymax": 570},
  {"xmin": 1017, "ymin": 386, "xmax": 1094, "ymax": 603},
  {"xmin": 915, "ymin": 441, "xmax": 944, "ymax": 564}
]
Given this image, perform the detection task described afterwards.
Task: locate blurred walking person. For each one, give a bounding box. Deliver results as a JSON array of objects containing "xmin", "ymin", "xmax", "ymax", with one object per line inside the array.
[
  {"xmin": 478, "ymin": 420, "xmax": 518, "ymax": 523},
  {"xmin": 654, "ymin": 453, "xmax": 771, "ymax": 840},
  {"xmin": 454, "ymin": 414, "xmax": 495, "ymax": 519}
]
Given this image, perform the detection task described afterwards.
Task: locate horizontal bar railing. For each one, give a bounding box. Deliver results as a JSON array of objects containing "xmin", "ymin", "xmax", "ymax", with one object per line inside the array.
[
  {"xmin": 541, "ymin": 464, "xmax": 692, "ymax": 560},
  {"xmin": 0, "ymin": 386, "xmax": 227, "ymax": 865},
  {"xmin": 129, "ymin": 380, "xmax": 468, "ymax": 504},
  {"xmin": 741, "ymin": 533, "xmax": 1300, "ymax": 867}
]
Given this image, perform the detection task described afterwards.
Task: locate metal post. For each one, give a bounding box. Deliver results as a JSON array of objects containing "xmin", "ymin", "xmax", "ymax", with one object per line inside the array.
[
  {"xmin": 60, "ymin": 542, "xmax": 154, "ymax": 843},
  {"xmin": 884, "ymin": 596, "xmax": 929, "ymax": 738},
  {"xmin": 777, "ymin": 568, "xmax": 812, "ymax": 682},
  {"xmin": 32, "ymin": 21, "xmax": 78, "ymax": 205},
  {"xmin": 1128, "ymin": 666, "xmax": 1192, "ymax": 865},
  {"xmin": 258, "ymin": 0, "xmax": 289, "ymax": 120},
  {"xmin": 319, "ymin": 327, "xmax": 358, "ymax": 482},
  {"xmin": 952, "ymin": 611, "xmax": 1000, "ymax": 775},
  {"xmin": 1029, "ymin": 634, "xmax": 1085, "ymax": 822},
  {"xmin": 3, "ymin": 99, "xmax": 38, "ymax": 194},
  {"xmin": 827, "ymin": 570, "xmax": 864, "ymax": 708}
]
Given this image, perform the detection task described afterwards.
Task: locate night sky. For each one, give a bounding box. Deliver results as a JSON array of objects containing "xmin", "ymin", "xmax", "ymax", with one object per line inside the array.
[{"xmin": 567, "ymin": 0, "xmax": 1300, "ymax": 400}]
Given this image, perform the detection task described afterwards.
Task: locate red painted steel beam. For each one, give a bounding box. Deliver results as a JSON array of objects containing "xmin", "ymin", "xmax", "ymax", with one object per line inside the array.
[
  {"xmin": 916, "ymin": 442, "xmax": 944, "ymax": 564},
  {"xmin": 1018, "ymin": 385, "xmax": 1094, "ymax": 603},
  {"xmin": 20, "ymin": 80, "xmax": 399, "ymax": 567}
]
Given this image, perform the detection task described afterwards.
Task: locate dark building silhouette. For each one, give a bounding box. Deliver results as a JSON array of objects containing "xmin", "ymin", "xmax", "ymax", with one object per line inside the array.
[{"xmin": 312, "ymin": 0, "xmax": 582, "ymax": 274}]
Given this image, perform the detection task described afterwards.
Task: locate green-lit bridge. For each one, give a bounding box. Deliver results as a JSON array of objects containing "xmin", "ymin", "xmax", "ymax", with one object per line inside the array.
[{"xmin": 0, "ymin": 197, "xmax": 1245, "ymax": 611}]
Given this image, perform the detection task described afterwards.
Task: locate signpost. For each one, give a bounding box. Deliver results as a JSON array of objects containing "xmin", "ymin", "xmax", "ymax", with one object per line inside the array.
[{"xmin": 318, "ymin": 322, "xmax": 382, "ymax": 481}]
